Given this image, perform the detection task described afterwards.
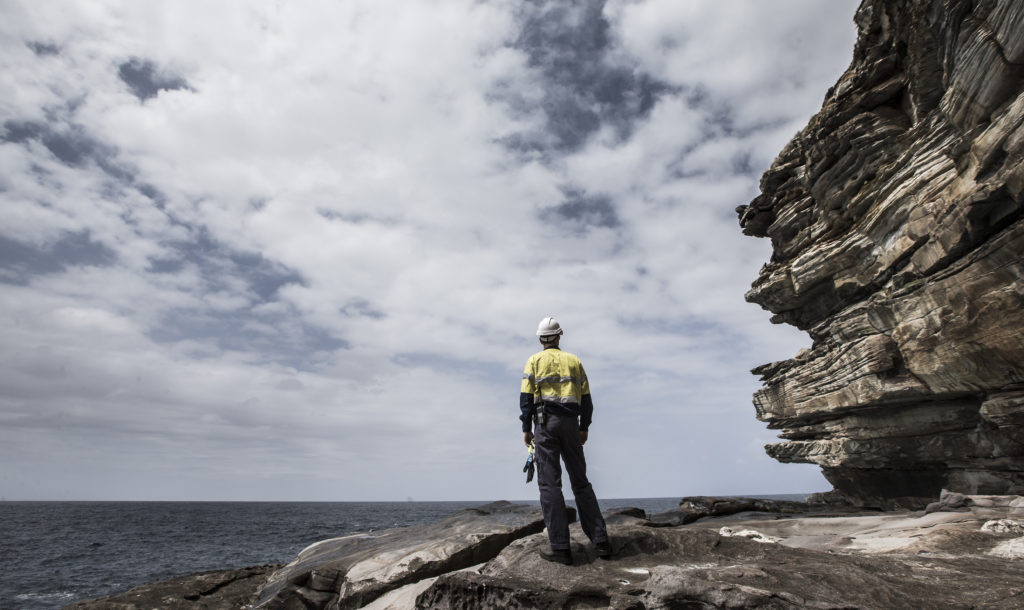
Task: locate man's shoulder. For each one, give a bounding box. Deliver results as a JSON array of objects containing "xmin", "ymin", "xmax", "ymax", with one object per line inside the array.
[
  {"xmin": 524, "ymin": 350, "xmax": 545, "ymax": 366},
  {"xmin": 527, "ymin": 348, "xmax": 581, "ymax": 363},
  {"xmin": 525, "ymin": 349, "xmax": 553, "ymax": 360}
]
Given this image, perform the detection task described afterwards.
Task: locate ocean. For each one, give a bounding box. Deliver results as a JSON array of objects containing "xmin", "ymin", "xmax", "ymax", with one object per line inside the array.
[{"xmin": 0, "ymin": 496, "xmax": 803, "ymax": 609}]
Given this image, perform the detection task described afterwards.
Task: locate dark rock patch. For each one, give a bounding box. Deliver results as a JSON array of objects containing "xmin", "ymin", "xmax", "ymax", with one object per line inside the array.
[{"xmin": 65, "ymin": 565, "xmax": 278, "ymax": 610}]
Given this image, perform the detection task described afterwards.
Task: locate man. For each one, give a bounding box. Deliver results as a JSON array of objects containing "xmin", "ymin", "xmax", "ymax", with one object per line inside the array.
[{"xmin": 521, "ymin": 316, "xmax": 611, "ymax": 564}]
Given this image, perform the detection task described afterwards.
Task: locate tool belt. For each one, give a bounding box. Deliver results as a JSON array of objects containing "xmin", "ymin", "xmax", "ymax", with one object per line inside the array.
[{"xmin": 533, "ymin": 403, "xmax": 548, "ymax": 425}]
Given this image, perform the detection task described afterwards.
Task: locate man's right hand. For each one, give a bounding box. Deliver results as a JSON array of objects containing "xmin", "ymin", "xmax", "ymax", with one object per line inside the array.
[{"xmin": 524, "ymin": 431, "xmax": 534, "ymax": 446}]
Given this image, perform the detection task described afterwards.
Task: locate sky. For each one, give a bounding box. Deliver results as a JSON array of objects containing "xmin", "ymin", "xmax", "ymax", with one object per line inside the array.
[{"xmin": 0, "ymin": 0, "xmax": 861, "ymax": 501}]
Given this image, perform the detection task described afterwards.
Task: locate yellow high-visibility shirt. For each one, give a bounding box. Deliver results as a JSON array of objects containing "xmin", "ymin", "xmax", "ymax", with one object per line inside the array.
[{"xmin": 521, "ymin": 347, "xmax": 590, "ymax": 408}]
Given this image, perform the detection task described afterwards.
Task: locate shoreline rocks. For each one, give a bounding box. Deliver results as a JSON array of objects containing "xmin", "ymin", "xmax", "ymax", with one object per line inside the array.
[
  {"xmin": 67, "ymin": 495, "xmax": 1024, "ymax": 609},
  {"xmin": 646, "ymin": 494, "xmax": 862, "ymax": 526},
  {"xmin": 251, "ymin": 501, "xmax": 555, "ymax": 610},
  {"xmin": 64, "ymin": 565, "xmax": 280, "ymax": 610}
]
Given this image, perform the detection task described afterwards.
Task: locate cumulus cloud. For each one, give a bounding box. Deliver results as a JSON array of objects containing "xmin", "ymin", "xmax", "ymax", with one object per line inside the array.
[{"xmin": 0, "ymin": 0, "xmax": 859, "ymax": 500}]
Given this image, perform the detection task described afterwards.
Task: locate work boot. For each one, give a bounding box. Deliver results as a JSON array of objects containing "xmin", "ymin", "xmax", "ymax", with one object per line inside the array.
[
  {"xmin": 538, "ymin": 547, "xmax": 573, "ymax": 565},
  {"xmin": 595, "ymin": 540, "xmax": 612, "ymax": 560}
]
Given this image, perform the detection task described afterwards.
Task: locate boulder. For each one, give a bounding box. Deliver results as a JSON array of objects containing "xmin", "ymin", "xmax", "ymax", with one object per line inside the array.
[
  {"xmin": 738, "ymin": 0, "xmax": 1024, "ymax": 508},
  {"xmin": 982, "ymin": 519, "xmax": 1024, "ymax": 536},
  {"xmin": 925, "ymin": 488, "xmax": 972, "ymax": 513}
]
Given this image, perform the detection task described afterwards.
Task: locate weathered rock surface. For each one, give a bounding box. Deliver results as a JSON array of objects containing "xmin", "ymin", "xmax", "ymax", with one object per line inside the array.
[
  {"xmin": 253, "ymin": 501, "xmax": 557, "ymax": 610},
  {"xmin": 423, "ymin": 528, "xmax": 1022, "ymax": 609},
  {"xmin": 64, "ymin": 565, "xmax": 278, "ymax": 610},
  {"xmin": 420, "ymin": 496, "xmax": 1024, "ymax": 609},
  {"xmin": 737, "ymin": 0, "xmax": 1024, "ymax": 507},
  {"xmin": 65, "ymin": 497, "xmax": 1024, "ymax": 609}
]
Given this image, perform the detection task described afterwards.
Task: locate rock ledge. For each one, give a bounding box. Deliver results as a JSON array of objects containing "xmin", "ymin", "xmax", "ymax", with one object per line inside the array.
[{"xmin": 67, "ymin": 495, "xmax": 1024, "ymax": 609}]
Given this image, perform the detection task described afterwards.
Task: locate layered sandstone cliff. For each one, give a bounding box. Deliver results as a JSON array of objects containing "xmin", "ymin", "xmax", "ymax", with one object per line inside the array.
[{"xmin": 738, "ymin": 0, "xmax": 1024, "ymax": 508}]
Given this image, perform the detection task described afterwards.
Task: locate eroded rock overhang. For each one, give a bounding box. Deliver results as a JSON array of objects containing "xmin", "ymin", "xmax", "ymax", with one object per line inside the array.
[{"xmin": 737, "ymin": 0, "xmax": 1024, "ymax": 508}]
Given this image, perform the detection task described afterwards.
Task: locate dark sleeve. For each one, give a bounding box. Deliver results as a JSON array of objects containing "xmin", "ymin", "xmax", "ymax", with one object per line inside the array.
[
  {"xmin": 579, "ymin": 393, "xmax": 593, "ymax": 431},
  {"xmin": 520, "ymin": 392, "xmax": 535, "ymax": 433}
]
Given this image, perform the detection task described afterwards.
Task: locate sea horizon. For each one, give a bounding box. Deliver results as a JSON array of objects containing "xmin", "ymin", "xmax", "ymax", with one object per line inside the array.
[{"xmin": 0, "ymin": 492, "xmax": 821, "ymax": 503}]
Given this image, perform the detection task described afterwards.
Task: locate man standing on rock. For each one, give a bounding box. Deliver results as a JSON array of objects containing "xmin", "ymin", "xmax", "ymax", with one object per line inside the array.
[{"xmin": 521, "ymin": 316, "xmax": 611, "ymax": 564}]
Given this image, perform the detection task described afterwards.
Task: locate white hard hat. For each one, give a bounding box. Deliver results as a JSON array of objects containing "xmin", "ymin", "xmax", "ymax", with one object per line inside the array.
[{"xmin": 536, "ymin": 316, "xmax": 564, "ymax": 337}]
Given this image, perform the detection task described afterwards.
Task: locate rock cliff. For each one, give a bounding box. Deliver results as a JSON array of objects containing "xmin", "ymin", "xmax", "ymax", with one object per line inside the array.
[{"xmin": 737, "ymin": 0, "xmax": 1024, "ymax": 507}]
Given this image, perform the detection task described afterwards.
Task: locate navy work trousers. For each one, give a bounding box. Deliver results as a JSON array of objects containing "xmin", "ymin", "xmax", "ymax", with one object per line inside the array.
[{"xmin": 534, "ymin": 412, "xmax": 608, "ymax": 550}]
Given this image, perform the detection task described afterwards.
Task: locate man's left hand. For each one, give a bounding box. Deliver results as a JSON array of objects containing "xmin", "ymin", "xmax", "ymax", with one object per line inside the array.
[{"xmin": 579, "ymin": 430, "xmax": 588, "ymax": 445}]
